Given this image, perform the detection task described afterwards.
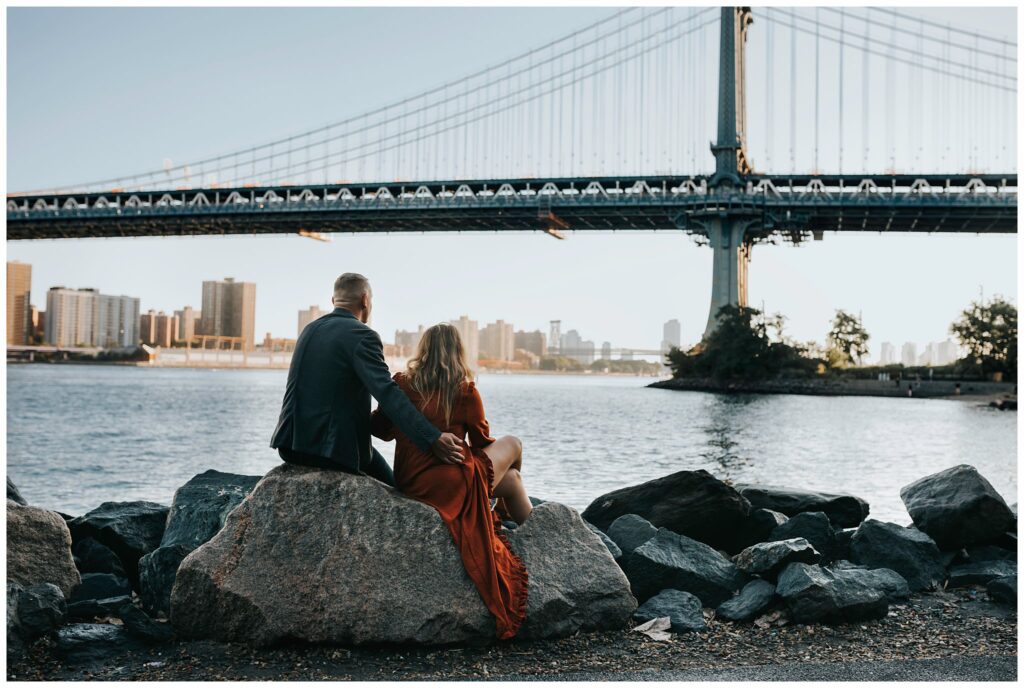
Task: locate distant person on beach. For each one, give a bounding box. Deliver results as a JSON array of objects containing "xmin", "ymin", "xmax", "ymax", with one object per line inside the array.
[
  {"xmin": 270, "ymin": 273, "xmax": 465, "ymax": 484},
  {"xmin": 371, "ymin": 323, "xmax": 531, "ymax": 639}
]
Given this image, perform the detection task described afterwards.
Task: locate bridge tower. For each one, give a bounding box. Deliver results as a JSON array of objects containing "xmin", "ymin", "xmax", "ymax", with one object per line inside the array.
[{"xmin": 701, "ymin": 6, "xmax": 756, "ymax": 338}]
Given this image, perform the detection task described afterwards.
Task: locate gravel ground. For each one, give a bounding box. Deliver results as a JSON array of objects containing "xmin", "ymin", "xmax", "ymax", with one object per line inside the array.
[{"xmin": 8, "ymin": 587, "xmax": 1016, "ymax": 681}]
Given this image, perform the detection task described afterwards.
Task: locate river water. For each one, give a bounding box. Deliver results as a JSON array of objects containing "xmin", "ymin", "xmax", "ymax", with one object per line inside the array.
[{"xmin": 6, "ymin": 365, "xmax": 1017, "ymax": 523}]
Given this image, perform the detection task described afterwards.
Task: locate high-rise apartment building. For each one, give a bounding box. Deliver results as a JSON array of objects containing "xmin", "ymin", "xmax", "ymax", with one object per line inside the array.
[
  {"xmin": 7, "ymin": 261, "xmax": 32, "ymax": 345},
  {"xmin": 879, "ymin": 342, "xmax": 896, "ymax": 366},
  {"xmin": 449, "ymin": 315, "xmax": 479, "ymax": 369},
  {"xmin": 936, "ymin": 339, "xmax": 959, "ymax": 366},
  {"xmin": 601, "ymin": 341, "xmax": 612, "ymax": 360},
  {"xmin": 175, "ymin": 306, "xmax": 201, "ymax": 343},
  {"xmin": 95, "ymin": 294, "xmax": 141, "ymax": 348},
  {"xmin": 200, "ymin": 278, "xmax": 257, "ymax": 350},
  {"xmin": 901, "ymin": 342, "xmax": 918, "ymax": 367},
  {"xmin": 140, "ymin": 310, "xmax": 177, "ymax": 348},
  {"xmin": 480, "ymin": 320, "xmax": 515, "ymax": 361},
  {"xmin": 297, "ymin": 305, "xmax": 326, "ymax": 337},
  {"xmin": 395, "ymin": 326, "xmax": 425, "ymax": 356},
  {"xmin": 513, "ymin": 330, "xmax": 547, "ymax": 357},
  {"xmin": 548, "ymin": 320, "xmax": 561, "ymax": 354},
  {"xmin": 661, "ymin": 318, "xmax": 682, "ymax": 352},
  {"xmin": 30, "ymin": 306, "xmax": 44, "ymax": 343},
  {"xmin": 44, "ymin": 287, "xmax": 139, "ymax": 348}
]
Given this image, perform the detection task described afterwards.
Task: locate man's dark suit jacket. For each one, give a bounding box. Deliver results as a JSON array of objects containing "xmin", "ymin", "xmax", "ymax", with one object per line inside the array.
[{"xmin": 270, "ymin": 307, "xmax": 440, "ymax": 472}]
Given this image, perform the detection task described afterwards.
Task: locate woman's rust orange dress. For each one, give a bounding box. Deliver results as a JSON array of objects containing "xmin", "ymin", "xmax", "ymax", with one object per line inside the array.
[{"xmin": 370, "ymin": 372, "xmax": 528, "ymax": 639}]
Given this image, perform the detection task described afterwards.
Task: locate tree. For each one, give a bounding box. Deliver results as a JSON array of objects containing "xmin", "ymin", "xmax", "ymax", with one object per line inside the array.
[
  {"xmin": 827, "ymin": 310, "xmax": 870, "ymax": 367},
  {"xmin": 950, "ymin": 296, "xmax": 1017, "ymax": 380}
]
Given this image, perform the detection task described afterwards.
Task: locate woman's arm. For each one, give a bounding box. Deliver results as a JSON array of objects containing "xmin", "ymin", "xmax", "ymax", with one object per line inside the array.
[
  {"xmin": 370, "ymin": 405, "xmax": 396, "ymax": 441},
  {"xmin": 465, "ymin": 383, "xmax": 496, "ymax": 449}
]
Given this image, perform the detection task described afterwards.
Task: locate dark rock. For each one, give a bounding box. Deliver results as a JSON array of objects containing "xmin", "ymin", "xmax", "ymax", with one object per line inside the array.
[
  {"xmin": 606, "ymin": 514, "xmax": 658, "ymax": 557},
  {"xmin": 172, "ymin": 465, "xmax": 636, "ymax": 646},
  {"xmin": 736, "ymin": 485, "xmax": 869, "ymax": 528},
  {"xmin": 834, "ymin": 528, "xmax": 857, "ymax": 561},
  {"xmin": 624, "ymin": 528, "xmax": 745, "ymax": 606},
  {"xmin": 849, "ymin": 519, "xmax": 946, "ymax": 591},
  {"xmin": 939, "ymin": 549, "xmax": 964, "ymax": 569},
  {"xmin": 742, "ymin": 508, "xmax": 789, "ymax": 546},
  {"xmin": 960, "ymin": 544, "xmax": 1017, "ymax": 564},
  {"xmin": 900, "ymin": 464, "xmax": 1015, "ymax": 550},
  {"xmin": 119, "ymin": 603, "xmax": 174, "ymax": 643},
  {"xmin": 501, "ymin": 520, "xmax": 518, "ymax": 530},
  {"xmin": 776, "ymin": 563, "xmax": 888, "ymax": 624},
  {"xmin": 733, "ymin": 538, "xmax": 820, "ymax": 579},
  {"xmin": 70, "ymin": 573, "xmax": 132, "ymax": 603},
  {"xmin": 528, "ymin": 496, "xmax": 546, "ymax": 507},
  {"xmin": 138, "ymin": 544, "xmax": 191, "ymax": 616},
  {"xmin": 829, "ymin": 565, "xmax": 910, "ymax": 602},
  {"xmin": 716, "ymin": 579, "xmax": 776, "ymax": 622},
  {"xmin": 768, "ymin": 512, "xmax": 837, "ymax": 562},
  {"xmin": 947, "ymin": 560, "xmax": 1017, "ymax": 588},
  {"xmin": 159, "ymin": 470, "xmax": 261, "ymax": 549},
  {"xmin": 67, "ymin": 595, "xmax": 133, "ymax": 620},
  {"xmin": 584, "ymin": 522, "xmax": 621, "ymax": 561},
  {"xmin": 15, "ymin": 583, "xmax": 66, "ymax": 640},
  {"xmin": 55, "ymin": 623, "xmax": 146, "ymax": 666},
  {"xmin": 72, "ymin": 538, "xmax": 126, "ymax": 577},
  {"xmin": 987, "ymin": 576, "xmax": 1017, "ymax": 606},
  {"xmin": 632, "ymin": 589, "xmax": 706, "ymax": 633},
  {"xmin": 68, "ymin": 501, "xmax": 169, "ymax": 588},
  {"xmin": 582, "ymin": 470, "xmax": 752, "ymax": 553},
  {"xmin": 7, "ymin": 501, "xmax": 80, "ymax": 597},
  {"xmin": 6, "ymin": 583, "xmax": 25, "ymax": 664},
  {"xmin": 7, "ymin": 477, "xmax": 27, "ymax": 505}
]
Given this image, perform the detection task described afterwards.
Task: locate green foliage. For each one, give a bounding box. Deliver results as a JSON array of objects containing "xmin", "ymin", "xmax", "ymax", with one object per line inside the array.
[
  {"xmin": 589, "ymin": 359, "xmax": 662, "ymax": 374},
  {"xmin": 538, "ymin": 356, "xmax": 584, "ymax": 372},
  {"xmin": 827, "ymin": 310, "xmax": 870, "ymax": 367},
  {"xmin": 667, "ymin": 305, "xmax": 819, "ymax": 381},
  {"xmin": 950, "ymin": 296, "xmax": 1017, "ymax": 380}
]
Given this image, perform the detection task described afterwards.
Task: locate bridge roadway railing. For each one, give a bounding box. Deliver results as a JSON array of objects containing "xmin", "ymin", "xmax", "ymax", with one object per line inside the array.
[{"xmin": 7, "ymin": 174, "xmax": 1016, "ymax": 238}]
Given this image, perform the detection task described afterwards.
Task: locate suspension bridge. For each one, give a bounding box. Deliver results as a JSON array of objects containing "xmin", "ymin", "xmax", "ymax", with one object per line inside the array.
[{"xmin": 6, "ymin": 7, "xmax": 1017, "ymax": 336}]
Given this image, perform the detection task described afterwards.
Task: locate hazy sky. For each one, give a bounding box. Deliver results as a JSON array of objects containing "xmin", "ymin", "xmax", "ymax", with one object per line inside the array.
[{"xmin": 6, "ymin": 6, "xmax": 1017, "ymax": 354}]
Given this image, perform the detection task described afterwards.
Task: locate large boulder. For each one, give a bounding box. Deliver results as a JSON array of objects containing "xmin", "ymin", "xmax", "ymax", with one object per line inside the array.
[
  {"xmin": 55, "ymin": 623, "xmax": 147, "ymax": 666},
  {"xmin": 776, "ymin": 563, "xmax": 888, "ymax": 624},
  {"xmin": 716, "ymin": 579, "xmax": 776, "ymax": 622},
  {"xmin": 7, "ymin": 583, "xmax": 25, "ymax": 663},
  {"xmin": 623, "ymin": 528, "xmax": 745, "ymax": 606},
  {"xmin": 733, "ymin": 538, "xmax": 820, "ymax": 579},
  {"xmin": 900, "ymin": 465, "xmax": 1015, "ymax": 550},
  {"xmin": 584, "ymin": 523, "xmax": 621, "ymax": 561},
  {"xmin": 829, "ymin": 562, "xmax": 910, "ymax": 602},
  {"xmin": 742, "ymin": 508, "xmax": 789, "ymax": 546},
  {"xmin": 736, "ymin": 485, "xmax": 869, "ymax": 528},
  {"xmin": 947, "ymin": 560, "xmax": 1017, "ymax": 588},
  {"xmin": 68, "ymin": 501, "xmax": 169, "ymax": 588},
  {"xmin": 7, "ymin": 501, "xmax": 80, "ymax": 597},
  {"xmin": 987, "ymin": 576, "xmax": 1017, "ymax": 606},
  {"xmin": 849, "ymin": 520, "xmax": 946, "ymax": 592},
  {"xmin": 119, "ymin": 604, "xmax": 174, "ymax": 644},
  {"xmin": 70, "ymin": 573, "xmax": 132, "ymax": 603},
  {"xmin": 768, "ymin": 512, "xmax": 837, "ymax": 561},
  {"xmin": 582, "ymin": 470, "xmax": 752, "ymax": 553},
  {"xmin": 632, "ymin": 589, "xmax": 706, "ymax": 633},
  {"xmin": 7, "ymin": 477, "xmax": 27, "ymax": 505},
  {"xmin": 72, "ymin": 538, "xmax": 126, "ymax": 577},
  {"xmin": 13, "ymin": 583, "xmax": 66, "ymax": 640},
  {"xmin": 172, "ymin": 465, "xmax": 635, "ymax": 646},
  {"xmin": 138, "ymin": 470, "xmax": 261, "ymax": 616},
  {"xmin": 606, "ymin": 514, "xmax": 658, "ymax": 557}
]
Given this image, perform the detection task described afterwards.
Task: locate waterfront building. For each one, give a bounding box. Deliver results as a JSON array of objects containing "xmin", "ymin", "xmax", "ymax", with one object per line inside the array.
[
  {"xmin": 560, "ymin": 329, "xmax": 594, "ymax": 364},
  {"xmin": 449, "ymin": 315, "xmax": 479, "ymax": 369},
  {"xmin": 175, "ymin": 306, "xmax": 200, "ymax": 343},
  {"xmin": 297, "ymin": 305, "xmax": 326, "ymax": 337},
  {"xmin": 140, "ymin": 310, "xmax": 177, "ymax": 348},
  {"xmin": 601, "ymin": 341, "xmax": 612, "ymax": 361},
  {"xmin": 395, "ymin": 326, "xmax": 425, "ymax": 356},
  {"xmin": 95, "ymin": 294, "xmax": 140, "ymax": 348},
  {"xmin": 879, "ymin": 342, "xmax": 896, "ymax": 366},
  {"xmin": 480, "ymin": 320, "xmax": 515, "ymax": 361},
  {"xmin": 901, "ymin": 342, "xmax": 918, "ymax": 367},
  {"xmin": 7, "ymin": 261, "xmax": 32, "ymax": 345},
  {"xmin": 262, "ymin": 332, "xmax": 296, "ymax": 352},
  {"xmin": 513, "ymin": 348, "xmax": 540, "ymax": 369},
  {"xmin": 30, "ymin": 306, "xmax": 44, "ymax": 343},
  {"xmin": 513, "ymin": 330, "xmax": 547, "ymax": 357},
  {"xmin": 548, "ymin": 320, "xmax": 561, "ymax": 354},
  {"xmin": 661, "ymin": 318, "xmax": 682, "ymax": 352},
  {"xmin": 936, "ymin": 339, "xmax": 959, "ymax": 366},
  {"xmin": 578, "ymin": 339, "xmax": 596, "ymax": 365},
  {"xmin": 200, "ymin": 278, "xmax": 257, "ymax": 351},
  {"xmin": 45, "ymin": 287, "xmax": 138, "ymax": 348}
]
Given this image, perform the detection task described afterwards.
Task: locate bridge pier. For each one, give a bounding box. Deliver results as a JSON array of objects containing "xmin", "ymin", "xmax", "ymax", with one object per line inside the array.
[{"xmin": 703, "ymin": 217, "xmax": 753, "ymax": 338}]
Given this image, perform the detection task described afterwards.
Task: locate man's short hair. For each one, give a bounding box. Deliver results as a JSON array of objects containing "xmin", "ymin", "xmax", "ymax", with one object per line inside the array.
[{"xmin": 333, "ymin": 273, "xmax": 371, "ymax": 305}]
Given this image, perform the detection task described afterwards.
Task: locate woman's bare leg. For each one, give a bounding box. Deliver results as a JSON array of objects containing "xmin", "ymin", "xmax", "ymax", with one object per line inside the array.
[
  {"xmin": 493, "ymin": 469, "xmax": 532, "ymax": 524},
  {"xmin": 483, "ymin": 435, "xmax": 522, "ymax": 487},
  {"xmin": 484, "ymin": 435, "xmax": 531, "ymax": 524}
]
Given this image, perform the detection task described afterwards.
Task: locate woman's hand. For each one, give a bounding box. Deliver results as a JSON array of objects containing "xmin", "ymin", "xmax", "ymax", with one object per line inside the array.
[{"xmin": 431, "ymin": 432, "xmax": 465, "ymax": 464}]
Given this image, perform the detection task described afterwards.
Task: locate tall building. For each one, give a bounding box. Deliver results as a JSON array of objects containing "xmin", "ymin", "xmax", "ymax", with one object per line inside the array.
[
  {"xmin": 139, "ymin": 310, "xmax": 176, "ymax": 348},
  {"xmin": 200, "ymin": 278, "xmax": 257, "ymax": 350},
  {"xmin": 513, "ymin": 330, "xmax": 547, "ymax": 357},
  {"xmin": 548, "ymin": 320, "xmax": 561, "ymax": 354},
  {"xmin": 480, "ymin": 320, "xmax": 515, "ymax": 361},
  {"xmin": 175, "ymin": 306, "xmax": 200, "ymax": 342},
  {"xmin": 297, "ymin": 305, "xmax": 326, "ymax": 337},
  {"xmin": 560, "ymin": 329, "xmax": 593, "ymax": 363},
  {"xmin": 661, "ymin": 318, "xmax": 682, "ymax": 352},
  {"xmin": 936, "ymin": 339, "xmax": 959, "ymax": 366},
  {"xmin": 7, "ymin": 261, "xmax": 32, "ymax": 345},
  {"xmin": 601, "ymin": 341, "xmax": 612, "ymax": 360},
  {"xmin": 449, "ymin": 315, "xmax": 479, "ymax": 369},
  {"xmin": 578, "ymin": 339, "xmax": 596, "ymax": 365},
  {"xmin": 45, "ymin": 287, "xmax": 97, "ymax": 347},
  {"xmin": 95, "ymin": 294, "xmax": 140, "ymax": 348},
  {"xmin": 901, "ymin": 342, "xmax": 918, "ymax": 367},
  {"xmin": 395, "ymin": 326, "xmax": 425, "ymax": 356},
  {"xmin": 30, "ymin": 306, "xmax": 44, "ymax": 343},
  {"xmin": 879, "ymin": 342, "xmax": 896, "ymax": 366}
]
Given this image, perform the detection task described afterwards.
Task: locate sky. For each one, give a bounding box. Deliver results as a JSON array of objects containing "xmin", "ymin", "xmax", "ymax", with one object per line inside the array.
[{"xmin": 5, "ymin": 6, "xmax": 1018, "ymax": 355}]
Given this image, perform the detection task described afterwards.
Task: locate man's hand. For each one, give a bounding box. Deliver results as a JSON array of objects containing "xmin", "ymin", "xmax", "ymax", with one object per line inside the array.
[{"xmin": 432, "ymin": 432, "xmax": 465, "ymax": 464}]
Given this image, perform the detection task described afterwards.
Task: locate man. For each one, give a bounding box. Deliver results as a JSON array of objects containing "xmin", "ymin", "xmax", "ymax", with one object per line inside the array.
[{"xmin": 271, "ymin": 273, "xmax": 463, "ymax": 485}]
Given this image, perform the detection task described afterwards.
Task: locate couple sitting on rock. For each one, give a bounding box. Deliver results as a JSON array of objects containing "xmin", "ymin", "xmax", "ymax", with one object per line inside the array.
[{"xmin": 271, "ymin": 273, "xmax": 530, "ymax": 639}]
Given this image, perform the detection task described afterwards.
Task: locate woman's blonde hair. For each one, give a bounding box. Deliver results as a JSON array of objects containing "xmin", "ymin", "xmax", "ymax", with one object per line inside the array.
[{"xmin": 406, "ymin": 323, "xmax": 474, "ymax": 425}]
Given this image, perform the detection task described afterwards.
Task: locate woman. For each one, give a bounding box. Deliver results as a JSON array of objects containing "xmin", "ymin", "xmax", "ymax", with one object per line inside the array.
[{"xmin": 370, "ymin": 323, "xmax": 531, "ymax": 639}]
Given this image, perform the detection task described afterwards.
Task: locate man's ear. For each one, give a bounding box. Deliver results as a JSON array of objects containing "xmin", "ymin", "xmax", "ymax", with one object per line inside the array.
[{"xmin": 362, "ymin": 292, "xmax": 370, "ymax": 310}]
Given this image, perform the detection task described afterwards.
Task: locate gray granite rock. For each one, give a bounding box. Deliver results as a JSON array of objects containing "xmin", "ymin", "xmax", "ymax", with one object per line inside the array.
[
  {"xmin": 172, "ymin": 465, "xmax": 636, "ymax": 646},
  {"xmin": 607, "ymin": 514, "xmax": 658, "ymax": 557},
  {"xmin": 584, "ymin": 522, "xmax": 622, "ymax": 561},
  {"xmin": 829, "ymin": 566, "xmax": 910, "ymax": 602},
  {"xmin": 7, "ymin": 501, "xmax": 80, "ymax": 597},
  {"xmin": 768, "ymin": 512, "xmax": 837, "ymax": 561},
  {"xmin": 624, "ymin": 528, "xmax": 746, "ymax": 606},
  {"xmin": 947, "ymin": 560, "xmax": 1017, "ymax": 588},
  {"xmin": 733, "ymin": 538, "xmax": 820, "ymax": 579},
  {"xmin": 7, "ymin": 477, "xmax": 27, "ymax": 505},
  {"xmin": 632, "ymin": 589, "xmax": 706, "ymax": 633},
  {"xmin": 849, "ymin": 520, "xmax": 946, "ymax": 591},
  {"xmin": 776, "ymin": 563, "xmax": 888, "ymax": 624},
  {"xmin": 716, "ymin": 579, "xmax": 776, "ymax": 622},
  {"xmin": 900, "ymin": 465, "xmax": 1015, "ymax": 550},
  {"xmin": 742, "ymin": 508, "xmax": 789, "ymax": 547},
  {"xmin": 735, "ymin": 485, "xmax": 870, "ymax": 528}
]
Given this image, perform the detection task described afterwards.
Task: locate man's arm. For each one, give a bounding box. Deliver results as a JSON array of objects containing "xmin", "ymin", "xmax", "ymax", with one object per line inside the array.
[{"xmin": 351, "ymin": 330, "xmax": 445, "ymax": 453}]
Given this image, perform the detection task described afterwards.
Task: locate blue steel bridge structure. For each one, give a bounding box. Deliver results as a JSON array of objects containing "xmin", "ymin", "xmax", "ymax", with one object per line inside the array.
[{"xmin": 6, "ymin": 7, "xmax": 1017, "ymax": 336}]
